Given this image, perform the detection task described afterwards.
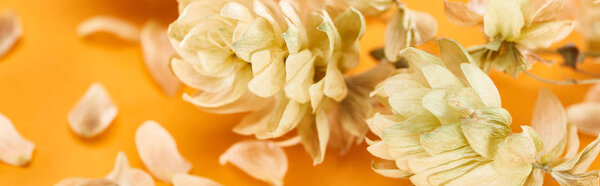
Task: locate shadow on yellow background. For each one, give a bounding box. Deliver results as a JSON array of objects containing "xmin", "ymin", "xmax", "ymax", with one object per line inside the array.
[{"xmin": 0, "ymin": 0, "xmax": 598, "ymax": 185}]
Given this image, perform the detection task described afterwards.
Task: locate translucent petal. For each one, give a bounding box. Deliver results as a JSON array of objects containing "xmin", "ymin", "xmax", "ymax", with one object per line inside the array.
[
  {"xmin": 516, "ymin": 20, "xmax": 574, "ymax": 49},
  {"xmin": 219, "ymin": 140, "xmax": 287, "ymax": 186},
  {"xmin": 140, "ymin": 20, "xmax": 181, "ymax": 97},
  {"xmin": 67, "ymin": 83, "xmax": 118, "ymax": 138},
  {"xmin": 0, "ymin": 10, "xmax": 22, "ymax": 58},
  {"xmin": 0, "ymin": 113, "xmax": 34, "ymax": 166},
  {"xmin": 483, "ymin": 0, "xmax": 524, "ymax": 40},
  {"xmin": 135, "ymin": 120, "xmax": 191, "ymax": 183},
  {"xmin": 443, "ymin": 1, "xmax": 483, "ymax": 26},
  {"xmin": 531, "ymin": 89, "xmax": 567, "ymax": 162},
  {"xmin": 173, "ymin": 174, "xmax": 221, "ymax": 186},
  {"xmin": 77, "ymin": 16, "xmax": 139, "ymax": 41},
  {"xmin": 461, "ymin": 63, "xmax": 501, "ymax": 108},
  {"xmin": 567, "ymin": 102, "xmax": 600, "ymax": 136}
]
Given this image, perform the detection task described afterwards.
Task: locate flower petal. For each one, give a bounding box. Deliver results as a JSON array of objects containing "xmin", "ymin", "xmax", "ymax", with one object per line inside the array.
[
  {"xmin": 173, "ymin": 174, "xmax": 221, "ymax": 186},
  {"xmin": 105, "ymin": 152, "xmax": 155, "ymax": 186},
  {"xmin": 298, "ymin": 107, "xmax": 330, "ymax": 165},
  {"xmin": 371, "ymin": 160, "xmax": 412, "ymax": 178},
  {"xmin": 516, "ymin": 20, "xmax": 574, "ymax": 49},
  {"xmin": 567, "ymin": 102, "xmax": 600, "ymax": 136},
  {"xmin": 284, "ymin": 50, "xmax": 315, "ymax": 103},
  {"xmin": 585, "ymin": 83, "xmax": 600, "ymax": 102},
  {"xmin": 0, "ymin": 113, "xmax": 34, "ymax": 166},
  {"xmin": 0, "ymin": 10, "xmax": 22, "ymax": 58},
  {"xmin": 531, "ymin": 89, "xmax": 567, "ymax": 162},
  {"xmin": 135, "ymin": 120, "xmax": 192, "ymax": 183},
  {"xmin": 183, "ymin": 68, "xmax": 251, "ymax": 108},
  {"xmin": 219, "ymin": 140, "xmax": 287, "ymax": 186},
  {"xmin": 140, "ymin": 20, "xmax": 181, "ymax": 97},
  {"xmin": 460, "ymin": 63, "xmax": 501, "ymax": 108},
  {"xmin": 483, "ymin": 0, "xmax": 524, "ymax": 40},
  {"xmin": 77, "ymin": 16, "xmax": 139, "ymax": 42},
  {"xmin": 565, "ymin": 124, "xmax": 580, "ymax": 159},
  {"xmin": 437, "ymin": 38, "xmax": 476, "ymax": 85},
  {"xmin": 170, "ymin": 58, "xmax": 234, "ymax": 93},
  {"xmin": 553, "ymin": 134, "xmax": 600, "ymax": 174},
  {"xmin": 443, "ymin": 0, "xmax": 483, "ymax": 26},
  {"xmin": 67, "ymin": 83, "xmax": 118, "ymax": 138},
  {"xmin": 384, "ymin": 7, "xmax": 410, "ymax": 61}
]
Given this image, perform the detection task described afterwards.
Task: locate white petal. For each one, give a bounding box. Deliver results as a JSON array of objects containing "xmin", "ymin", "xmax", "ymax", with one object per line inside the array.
[
  {"xmin": 219, "ymin": 140, "xmax": 287, "ymax": 186},
  {"xmin": 531, "ymin": 89, "xmax": 567, "ymax": 157},
  {"xmin": 140, "ymin": 20, "xmax": 181, "ymax": 97},
  {"xmin": 135, "ymin": 120, "xmax": 192, "ymax": 183},
  {"xmin": 67, "ymin": 83, "xmax": 117, "ymax": 138},
  {"xmin": 170, "ymin": 58, "xmax": 234, "ymax": 93},
  {"xmin": 0, "ymin": 113, "xmax": 34, "ymax": 166},
  {"xmin": 173, "ymin": 174, "xmax": 221, "ymax": 186},
  {"xmin": 0, "ymin": 10, "xmax": 22, "ymax": 58},
  {"xmin": 105, "ymin": 152, "xmax": 155, "ymax": 186},
  {"xmin": 460, "ymin": 63, "xmax": 501, "ymax": 108},
  {"xmin": 77, "ymin": 16, "xmax": 139, "ymax": 41},
  {"xmin": 443, "ymin": 0, "xmax": 483, "ymax": 26}
]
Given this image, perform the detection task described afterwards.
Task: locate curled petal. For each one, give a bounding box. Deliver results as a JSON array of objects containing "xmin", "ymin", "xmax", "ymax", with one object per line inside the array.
[
  {"xmin": 135, "ymin": 120, "xmax": 192, "ymax": 183},
  {"xmin": 0, "ymin": 113, "xmax": 34, "ymax": 166},
  {"xmin": 170, "ymin": 58, "xmax": 234, "ymax": 93},
  {"xmin": 371, "ymin": 160, "xmax": 412, "ymax": 178},
  {"xmin": 384, "ymin": 8, "xmax": 409, "ymax": 61},
  {"xmin": 567, "ymin": 103, "xmax": 600, "ymax": 136},
  {"xmin": 183, "ymin": 68, "xmax": 251, "ymax": 109},
  {"xmin": 173, "ymin": 174, "xmax": 221, "ymax": 186},
  {"xmin": 67, "ymin": 83, "xmax": 118, "ymax": 138},
  {"xmin": 553, "ymin": 134, "xmax": 600, "ymax": 174},
  {"xmin": 0, "ymin": 10, "xmax": 22, "ymax": 58},
  {"xmin": 443, "ymin": 0, "xmax": 483, "ymax": 26},
  {"xmin": 77, "ymin": 16, "xmax": 139, "ymax": 42},
  {"xmin": 565, "ymin": 124, "xmax": 580, "ymax": 159},
  {"xmin": 531, "ymin": 89, "xmax": 567, "ymax": 161},
  {"xmin": 219, "ymin": 140, "xmax": 287, "ymax": 186},
  {"xmin": 140, "ymin": 20, "xmax": 181, "ymax": 97}
]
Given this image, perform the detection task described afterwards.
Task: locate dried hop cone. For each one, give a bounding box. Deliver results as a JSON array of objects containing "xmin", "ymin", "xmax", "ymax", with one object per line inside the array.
[
  {"xmin": 168, "ymin": 0, "xmax": 394, "ymax": 164},
  {"xmin": 444, "ymin": 0, "xmax": 574, "ymax": 76},
  {"xmin": 366, "ymin": 39, "xmax": 600, "ymax": 185}
]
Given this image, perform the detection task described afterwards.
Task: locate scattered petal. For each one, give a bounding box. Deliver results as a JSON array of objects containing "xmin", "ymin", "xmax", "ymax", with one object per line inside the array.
[
  {"xmin": 105, "ymin": 152, "xmax": 155, "ymax": 186},
  {"xmin": 135, "ymin": 120, "xmax": 192, "ymax": 183},
  {"xmin": 0, "ymin": 113, "xmax": 34, "ymax": 166},
  {"xmin": 140, "ymin": 20, "xmax": 181, "ymax": 97},
  {"xmin": 0, "ymin": 10, "xmax": 22, "ymax": 58},
  {"xmin": 77, "ymin": 16, "xmax": 140, "ymax": 41},
  {"xmin": 173, "ymin": 174, "xmax": 221, "ymax": 186},
  {"xmin": 67, "ymin": 83, "xmax": 118, "ymax": 138},
  {"xmin": 219, "ymin": 140, "xmax": 287, "ymax": 186}
]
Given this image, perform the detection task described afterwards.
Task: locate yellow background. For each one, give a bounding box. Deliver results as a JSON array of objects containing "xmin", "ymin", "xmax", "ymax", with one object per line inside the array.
[{"xmin": 0, "ymin": 0, "xmax": 598, "ymax": 185}]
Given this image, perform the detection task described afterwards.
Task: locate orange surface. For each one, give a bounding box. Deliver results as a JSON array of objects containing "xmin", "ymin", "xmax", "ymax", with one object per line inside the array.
[{"xmin": 0, "ymin": 0, "xmax": 598, "ymax": 185}]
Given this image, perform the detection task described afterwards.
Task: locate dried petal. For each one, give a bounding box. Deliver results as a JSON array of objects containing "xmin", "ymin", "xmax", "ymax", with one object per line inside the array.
[
  {"xmin": 531, "ymin": 89, "xmax": 567, "ymax": 162},
  {"xmin": 67, "ymin": 83, "xmax": 118, "ymax": 138},
  {"xmin": 461, "ymin": 63, "xmax": 501, "ymax": 108},
  {"xmin": 567, "ymin": 102, "xmax": 600, "ymax": 136},
  {"xmin": 0, "ymin": 10, "xmax": 22, "ymax": 58},
  {"xmin": 0, "ymin": 113, "xmax": 34, "ymax": 166},
  {"xmin": 371, "ymin": 160, "xmax": 412, "ymax": 178},
  {"xmin": 516, "ymin": 20, "xmax": 574, "ymax": 49},
  {"xmin": 140, "ymin": 20, "xmax": 181, "ymax": 97},
  {"xmin": 173, "ymin": 174, "xmax": 221, "ymax": 186},
  {"xmin": 384, "ymin": 8, "xmax": 409, "ymax": 62},
  {"xmin": 437, "ymin": 38, "xmax": 476, "ymax": 85},
  {"xmin": 565, "ymin": 124, "xmax": 580, "ymax": 159},
  {"xmin": 553, "ymin": 134, "xmax": 600, "ymax": 174},
  {"xmin": 77, "ymin": 16, "xmax": 140, "ymax": 42},
  {"xmin": 483, "ymin": 0, "xmax": 524, "ymax": 40},
  {"xmin": 443, "ymin": 0, "xmax": 483, "ymax": 26},
  {"xmin": 219, "ymin": 140, "xmax": 287, "ymax": 186},
  {"xmin": 135, "ymin": 120, "xmax": 192, "ymax": 183}
]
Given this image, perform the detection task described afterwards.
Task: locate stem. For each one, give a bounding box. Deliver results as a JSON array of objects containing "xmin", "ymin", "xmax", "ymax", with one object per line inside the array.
[{"xmin": 525, "ymin": 71, "xmax": 600, "ymax": 85}]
